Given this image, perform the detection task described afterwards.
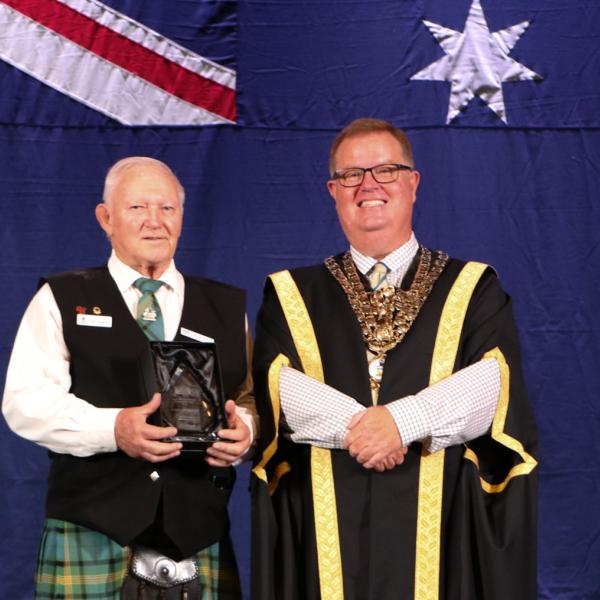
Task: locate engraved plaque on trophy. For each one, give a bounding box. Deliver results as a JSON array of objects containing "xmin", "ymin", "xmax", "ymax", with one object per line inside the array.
[{"xmin": 149, "ymin": 341, "xmax": 227, "ymax": 451}]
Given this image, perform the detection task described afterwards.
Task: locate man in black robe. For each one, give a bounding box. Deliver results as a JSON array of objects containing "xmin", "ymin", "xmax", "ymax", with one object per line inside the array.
[{"xmin": 251, "ymin": 118, "xmax": 537, "ymax": 600}]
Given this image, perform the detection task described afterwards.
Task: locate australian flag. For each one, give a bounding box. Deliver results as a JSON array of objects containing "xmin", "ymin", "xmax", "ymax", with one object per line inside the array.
[{"xmin": 0, "ymin": 1, "xmax": 598, "ymax": 598}]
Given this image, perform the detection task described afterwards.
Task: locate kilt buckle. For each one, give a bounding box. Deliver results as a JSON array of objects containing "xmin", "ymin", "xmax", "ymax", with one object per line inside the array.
[{"xmin": 131, "ymin": 546, "xmax": 198, "ymax": 588}]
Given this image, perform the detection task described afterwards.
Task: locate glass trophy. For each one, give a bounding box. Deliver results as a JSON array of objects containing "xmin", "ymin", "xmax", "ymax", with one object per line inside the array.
[{"xmin": 149, "ymin": 341, "xmax": 228, "ymax": 452}]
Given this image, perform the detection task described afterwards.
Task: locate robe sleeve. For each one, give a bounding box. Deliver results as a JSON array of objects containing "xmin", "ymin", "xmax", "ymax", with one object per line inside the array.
[
  {"xmin": 446, "ymin": 268, "xmax": 538, "ymax": 600},
  {"xmin": 250, "ymin": 278, "xmax": 304, "ymax": 600}
]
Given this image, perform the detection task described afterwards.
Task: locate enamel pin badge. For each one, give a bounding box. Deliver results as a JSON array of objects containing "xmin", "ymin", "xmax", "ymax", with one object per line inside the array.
[{"xmin": 142, "ymin": 307, "xmax": 157, "ymax": 322}]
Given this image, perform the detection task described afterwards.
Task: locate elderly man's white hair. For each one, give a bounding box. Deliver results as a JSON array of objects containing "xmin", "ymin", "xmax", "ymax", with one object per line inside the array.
[{"xmin": 103, "ymin": 156, "xmax": 186, "ymax": 205}]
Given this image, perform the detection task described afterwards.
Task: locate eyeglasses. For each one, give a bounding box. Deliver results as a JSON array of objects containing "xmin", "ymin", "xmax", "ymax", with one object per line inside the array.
[{"xmin": 331, "ymin": 163, "xmax": 413, "ymax": 187}]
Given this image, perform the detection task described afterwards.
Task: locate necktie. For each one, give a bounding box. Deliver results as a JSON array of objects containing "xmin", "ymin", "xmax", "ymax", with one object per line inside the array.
[
  {"xmin": 134, "ymin": 277, "xmax": 165, "ymax": 341},
  {"xmin": 366, "ymin": 262, "xmax": 391, "ymax": 403},
  {"xmin": 368, "ymin": 261, "xmax": 390, "ymax": 291}
]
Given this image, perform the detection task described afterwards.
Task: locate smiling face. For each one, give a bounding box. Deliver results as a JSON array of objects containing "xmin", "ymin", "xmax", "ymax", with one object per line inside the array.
[
  {"xmin": 95, "ymin": 163, "xmax": 183, "ymax": 278},
  {"xmin": 327, "ymin": 131, "xmax": 420, "ymax": 259}
]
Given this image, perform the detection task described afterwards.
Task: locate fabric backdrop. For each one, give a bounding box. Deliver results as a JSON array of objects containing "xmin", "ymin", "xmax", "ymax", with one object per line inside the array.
[{"xmin": 0, "ymin": 1, "xmax": 598, "ymax": 598}]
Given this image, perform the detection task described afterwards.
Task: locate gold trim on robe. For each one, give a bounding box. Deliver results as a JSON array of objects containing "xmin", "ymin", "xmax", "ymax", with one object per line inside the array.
[
  {"xmin": 252, "ymin": 353, "xmax": 289, "ymax": 491},
  {"xmin": 269, "ymin": 270, "xmax": 344, "ymax": 600},
  {"xmin": 414, "ymin": 261, "xmax": 488, "ymax": 600},
  {"xmin": 463, "ymin": 347, "xmax": 538, "ymax": 493}
]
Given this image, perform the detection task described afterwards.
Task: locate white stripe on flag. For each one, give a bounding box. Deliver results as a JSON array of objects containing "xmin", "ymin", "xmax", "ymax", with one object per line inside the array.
[
  {"xmin": 57, "ymin": 0, "xmax": 236, "ymax": 91},
  {"xmin": 0, "ymin": 3, "xmax": 231, "ymax": 125}
]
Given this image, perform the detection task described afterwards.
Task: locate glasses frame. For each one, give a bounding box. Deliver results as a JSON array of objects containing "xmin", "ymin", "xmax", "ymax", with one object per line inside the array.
[{"xmin": 331, "ymin": 163, "xmax": 414, "ymax": 187}]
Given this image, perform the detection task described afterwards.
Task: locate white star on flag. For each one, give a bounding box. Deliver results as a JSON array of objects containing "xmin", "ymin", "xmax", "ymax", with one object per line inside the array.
[{"xmin": 410, "ymin": 0, "xmax": 542, "ymax": 124}]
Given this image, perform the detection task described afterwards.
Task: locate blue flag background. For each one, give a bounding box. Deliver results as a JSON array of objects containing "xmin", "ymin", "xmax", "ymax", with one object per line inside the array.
[{"xmin": 1, "ymin": 1, "xmax": 599, "ymax": 598}]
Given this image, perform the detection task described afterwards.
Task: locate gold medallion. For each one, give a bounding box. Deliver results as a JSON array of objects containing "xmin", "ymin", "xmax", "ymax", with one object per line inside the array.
[{"xmin": 325, "ymin": 248, "xmax": 448, "ymax": 389}]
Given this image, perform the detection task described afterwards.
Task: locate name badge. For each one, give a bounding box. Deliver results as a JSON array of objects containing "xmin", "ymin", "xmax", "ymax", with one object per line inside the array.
[
  {"xmin": 180, "ymin": 327, "xmax": 214, "ymax": 343},
  {"xmin": 77, "ymin": 314, "xmax": 113, "ymax": 328}
]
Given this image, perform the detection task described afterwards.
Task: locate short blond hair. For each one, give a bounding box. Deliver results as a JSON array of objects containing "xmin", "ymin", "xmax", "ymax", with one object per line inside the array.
[
  {"xmin": 103, "ymin": 157, "xmax": 185, "ymax": 204},
  {"xmin": 329, "ymin": 118, "xmax": 415, "ymax": 176}
]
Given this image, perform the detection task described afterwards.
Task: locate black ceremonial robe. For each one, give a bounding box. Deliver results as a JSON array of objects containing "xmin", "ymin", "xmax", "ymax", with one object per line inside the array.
[{"xmin": 251, "ymin": 253, "xmax": 538, "ymax": 600}]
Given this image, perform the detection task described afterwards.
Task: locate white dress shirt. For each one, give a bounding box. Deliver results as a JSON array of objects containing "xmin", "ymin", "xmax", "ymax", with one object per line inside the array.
[
  {"xmin": 279, "ymin": 233, "xmax": 500, "ymax": 453},
  {"xmin": 2, "ymin": 251, "xmax": 254, "ymax": 456}
]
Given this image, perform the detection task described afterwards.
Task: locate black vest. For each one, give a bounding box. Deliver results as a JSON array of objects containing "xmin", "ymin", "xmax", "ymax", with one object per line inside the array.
[{"xmin": 44, "ymin": 267, "xmax": 247, "ymax": 557}]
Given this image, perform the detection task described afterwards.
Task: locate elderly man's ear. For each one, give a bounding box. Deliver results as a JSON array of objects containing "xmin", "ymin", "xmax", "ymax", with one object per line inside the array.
[{"xmin": 95, "ymin": 203, "xmax": 112, "ymax": 237}]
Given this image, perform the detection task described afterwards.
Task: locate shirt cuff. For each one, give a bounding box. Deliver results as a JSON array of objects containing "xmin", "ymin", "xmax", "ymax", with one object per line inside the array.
[
  {"xmin": 279, "ymin": 366, "xmax": 364, "ymax": 449},
  {"xmin": 385, "ymin": 395, "xmax": 432, "ymax": 448},
  {"xmin": 231, "ymin": 405, "xmax": 255, "ymax": 465},
  {"xmin": 78, "ymin": 407, "xmax": 121, "ymax": 455}
]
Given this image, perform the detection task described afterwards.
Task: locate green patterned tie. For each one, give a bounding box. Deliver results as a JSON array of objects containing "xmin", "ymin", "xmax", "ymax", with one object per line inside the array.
[
  {"xmin": 134, "ymin": 278, "xmax": 165, "ymax": 341},
  {"xmin": 368, "ymin": 261, "xmax": 390, "ymax": 290}
]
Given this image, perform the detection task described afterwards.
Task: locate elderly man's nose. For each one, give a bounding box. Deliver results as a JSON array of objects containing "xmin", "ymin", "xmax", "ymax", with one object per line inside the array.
[{"xmin": 145, "ymin": 206, "xmax": 161, "ymax": 224}]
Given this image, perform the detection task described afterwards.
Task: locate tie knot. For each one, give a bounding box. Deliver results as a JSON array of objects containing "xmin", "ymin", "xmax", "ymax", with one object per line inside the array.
[
  {"xmin": 134, "ymin": 277, "xmax": 164, "ymax": 294},
  {"xmin": 371, "ymin": 262, "xmax": 388, "ymax": 277},
  {"xmin": 368, "ymin": 262, "xmax": 390, "ymax": 290}
]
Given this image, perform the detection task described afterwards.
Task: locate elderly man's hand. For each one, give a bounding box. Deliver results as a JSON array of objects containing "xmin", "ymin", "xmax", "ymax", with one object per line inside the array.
[
  {"xmin": 205, "ymin": 400, "xmax": 252, "ymax": 467},
  {"xmin": 345, "ymin": 406, "xmax": 407, "ymax": 470},
  {"xmin": 115, "ymin": 393, "xmax": 182, "ymax": 462}
]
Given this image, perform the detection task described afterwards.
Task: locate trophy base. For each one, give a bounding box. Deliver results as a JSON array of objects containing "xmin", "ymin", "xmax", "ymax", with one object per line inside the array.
[{"xmin": 164, "ymin": 432, "xmax": 223, "ymax": 453}]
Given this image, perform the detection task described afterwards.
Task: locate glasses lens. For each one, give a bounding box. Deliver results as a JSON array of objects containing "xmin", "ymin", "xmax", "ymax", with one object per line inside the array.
[
  {"xmin": 372, "ymin": 164, "xmax": 399, "ymax": 183},
  {"xmin": 339, "ymin": 168, "xmax": 364, "ymax": 187}
]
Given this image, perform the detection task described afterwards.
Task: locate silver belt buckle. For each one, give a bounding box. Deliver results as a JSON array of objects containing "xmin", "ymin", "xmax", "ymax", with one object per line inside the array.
[{"xmin": 131, "ymin": 546, "xmax": 198, "ymax": 588}]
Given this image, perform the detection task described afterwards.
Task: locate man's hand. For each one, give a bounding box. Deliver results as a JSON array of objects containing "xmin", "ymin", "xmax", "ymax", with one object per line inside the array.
[
  {"xmin": 114, "ymin": 393, "xmax": 182, "ymax": 462},
  {"xmin": 372, "ymin": 448, "xmax": 409, "ymax": 472},
  {"xmin": 345, "ymin": 406, "xmax": 407, "ymax": 470},
  {"xmin": 205, "ymin": 400, "xmax": 252, "ymax": 467}
]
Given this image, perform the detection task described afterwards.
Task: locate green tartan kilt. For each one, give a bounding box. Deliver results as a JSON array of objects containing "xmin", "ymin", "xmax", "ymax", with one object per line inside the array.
[{"xmin": 35, "ymin": 519, "xmax": 241, "ymax": 599}]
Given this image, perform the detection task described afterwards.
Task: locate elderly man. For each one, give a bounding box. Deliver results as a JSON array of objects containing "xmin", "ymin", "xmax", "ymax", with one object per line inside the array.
[
  {"xmin": 3, "ymin": 157, "xmax": 255, "ymax": 599},
  {"xmin": 251, "ymin": 119, "xmax": 537, "ymax": 600}
]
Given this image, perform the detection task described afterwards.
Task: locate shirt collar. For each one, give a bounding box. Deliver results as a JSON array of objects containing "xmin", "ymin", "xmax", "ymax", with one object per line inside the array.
[
  {"xmin": 107, "ymin": 250, "xmax": 184, "ymax": 298},
  {"xmin": 350, "ymin": 232, "xmax": 419, "ymax": 277}
]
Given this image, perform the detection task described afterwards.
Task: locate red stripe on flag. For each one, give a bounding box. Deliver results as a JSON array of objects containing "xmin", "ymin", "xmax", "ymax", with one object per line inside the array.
[{"xmin": 5, "ymin": 0, "xmax": 236, "ymax": 121}]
